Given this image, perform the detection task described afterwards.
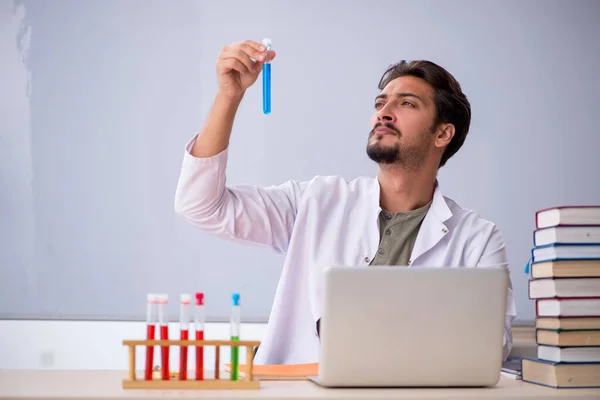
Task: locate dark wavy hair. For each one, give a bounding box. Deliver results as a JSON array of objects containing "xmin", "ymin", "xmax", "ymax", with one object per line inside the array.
[{"xmin": 378, "ymin": 60, "xmax": 471, "ymax": 167}]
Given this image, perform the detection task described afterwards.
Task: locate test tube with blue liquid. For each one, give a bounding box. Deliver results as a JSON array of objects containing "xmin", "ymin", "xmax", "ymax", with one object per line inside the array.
[{"xmin": 262, "ymin": 38, "xmax": 271, "ymax": 114}]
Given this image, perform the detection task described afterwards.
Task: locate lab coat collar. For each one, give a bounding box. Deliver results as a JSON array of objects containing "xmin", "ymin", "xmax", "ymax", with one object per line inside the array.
[
  {"xmin": 412, "ymin": 180, "xmax": 453, "ymax": 263},
  {"xmin": 430, "ymin": 179, "xmax": 453, "ymax": 223},
  {"xmin": 373, "ymin": 178, "xmax": 451, "ymax": 222}
]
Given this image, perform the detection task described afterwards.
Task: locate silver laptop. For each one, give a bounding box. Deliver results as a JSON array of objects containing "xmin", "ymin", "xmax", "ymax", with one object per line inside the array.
[{"xmin": 310, "ymin": 266, "xmax": 509, "ymax": 387}]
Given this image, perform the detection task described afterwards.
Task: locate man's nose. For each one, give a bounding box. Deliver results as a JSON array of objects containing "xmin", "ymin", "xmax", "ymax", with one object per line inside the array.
[
  {"xmin": 377, "ymin": 105, "xmax": 395, "ymax": 123},
  {"xmin": 377, "ymin": 112, "xmax": 395, "ymax": 123}
]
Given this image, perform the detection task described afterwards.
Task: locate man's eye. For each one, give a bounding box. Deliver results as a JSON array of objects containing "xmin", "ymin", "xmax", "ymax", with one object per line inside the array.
[
  {"xmin": 402, "ymin": 101, "xmax": 415, "ymax": 107},
  {"xmin": 375, "ymin": 103, "xmax": 384, "ymax": 109}
]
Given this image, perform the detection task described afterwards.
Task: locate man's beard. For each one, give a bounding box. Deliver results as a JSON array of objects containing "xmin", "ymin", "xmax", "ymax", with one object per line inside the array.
[
  {"xmin": 366, "ymin": 140, "xmax": 401, "ymax": 164},
  {"xmin": 366, "ymin": 122, "xmax": 402, "ymax": 163},
  {"xmin": 366, "ymin": 122, "xmax": 428, "ymax": 171}
]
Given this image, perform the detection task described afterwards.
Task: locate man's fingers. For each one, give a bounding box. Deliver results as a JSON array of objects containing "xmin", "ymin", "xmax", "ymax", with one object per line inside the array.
[
  {"xmin": 265, "ymin": 49, "xmax": 276, "ymax": 63},
  {"xmin": 218, "ymin": 58, "xmax": 250, "ymax": 75},
  {"xmin": 247, "ymin": 50, "xmax": 277, "ymax": 73},
  {"xmin": 239, "ymin": 42, "xmax": 267, "ymax": 62},
  {"xmin": 221, "ymin": 48, "xmax": 258, "ymax": 73},
  {"xmin": 241, "ymin": 40, "xmax": 267, "ymax": 54},
  {"xmin": 218, "ymin": 41, "xmax": 275, "ymax": 75}
]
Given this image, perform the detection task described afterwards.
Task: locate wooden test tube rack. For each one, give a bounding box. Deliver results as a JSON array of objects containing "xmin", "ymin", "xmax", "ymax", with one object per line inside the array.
[{"xmin": 122, "ymin": 339, "xmax": 261, "ymax": 389}]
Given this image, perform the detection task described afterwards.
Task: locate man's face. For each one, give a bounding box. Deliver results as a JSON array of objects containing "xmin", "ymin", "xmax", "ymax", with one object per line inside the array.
[{"xmin": 366, "ymin": 76, "xmax": 438, "ymax": 170}]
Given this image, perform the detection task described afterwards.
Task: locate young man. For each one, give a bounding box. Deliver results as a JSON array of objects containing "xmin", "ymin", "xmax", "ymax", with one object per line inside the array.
[{"xmin": 174, "ymin": 40, "xmax": 516, "ymax": 364}]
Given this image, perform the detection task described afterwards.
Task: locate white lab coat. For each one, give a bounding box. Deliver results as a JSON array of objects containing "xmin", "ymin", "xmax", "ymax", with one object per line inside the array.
[{"xmin": 174, "ymin": 135, "xmax": 517, "ymax": 364}]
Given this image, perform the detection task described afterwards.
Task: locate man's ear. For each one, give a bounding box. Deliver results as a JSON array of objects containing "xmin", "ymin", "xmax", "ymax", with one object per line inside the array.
[{"xmin": 435, "ymin": 123, "xmax": 455, "ymax": 149}]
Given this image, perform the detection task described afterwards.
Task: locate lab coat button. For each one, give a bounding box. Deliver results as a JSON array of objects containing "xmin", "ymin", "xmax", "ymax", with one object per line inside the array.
[
  {"xmin": 364, "ymin": 257, "xmax": 370, "ymax": 263},
  {"xmin": 442, "ymin": 228, "xmax": 448, "ymax": 233}
]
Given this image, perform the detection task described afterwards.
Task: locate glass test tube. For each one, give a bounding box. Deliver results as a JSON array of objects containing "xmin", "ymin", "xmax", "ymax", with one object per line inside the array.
[
  {"xmin": 145, "ymin": 293, "xmax": 158, "ymax": 380},
  {"xmin": 262, "ymin": 38, "xmax": 271, "ymax": 114},
  {"xmin": 195, "ymin": 292, "xmax": 205, "ymax": 381},
  {"xmin": 179, "ymin": 294, "xmax": 191, "ymax": 380},
  {"xmin": 230, "ymin": 293, "xmax": 241, "ymax": 381},
  {"xmin": 157, "ymin": 293, "xmax": 169, "ymax": 380}
]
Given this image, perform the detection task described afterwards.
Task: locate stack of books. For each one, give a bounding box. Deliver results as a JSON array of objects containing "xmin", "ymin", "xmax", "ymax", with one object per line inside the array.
[{"xmin": 522, "ymin": 206, "xmax": 600, "ymax": 388}]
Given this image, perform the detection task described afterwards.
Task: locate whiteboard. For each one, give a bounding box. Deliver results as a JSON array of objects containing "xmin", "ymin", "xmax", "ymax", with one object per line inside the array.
[{"xmin": 2, "ymin": 0, "xmax": 599, "ymax": 322}]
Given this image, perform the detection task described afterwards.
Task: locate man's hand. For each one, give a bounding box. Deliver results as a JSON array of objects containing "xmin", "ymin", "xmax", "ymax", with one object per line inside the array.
[
  {"xmin": 190, "ymin": 40, "xmax": 276, "ymax": 158},
  {"xmin": 216, "ymin": 40, "xmax": 276, "ymax": 99}
]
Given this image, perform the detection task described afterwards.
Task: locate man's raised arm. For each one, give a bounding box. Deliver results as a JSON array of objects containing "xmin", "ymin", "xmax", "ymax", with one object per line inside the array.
[{"xmin": 174, "ymin": 40, "xmax": 306, "ymax": 253}]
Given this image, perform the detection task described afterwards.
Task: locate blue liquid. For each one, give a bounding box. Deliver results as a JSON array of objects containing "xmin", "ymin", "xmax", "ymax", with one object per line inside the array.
[{"xmin": 262, "ymin": 63, "xmax": 271, "ymax": 114}]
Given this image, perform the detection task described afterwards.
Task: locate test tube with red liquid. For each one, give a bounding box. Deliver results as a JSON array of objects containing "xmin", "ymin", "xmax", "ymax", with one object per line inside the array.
[
  {"xmin": 195, "ymin": 292, "xmax": 205, "ymax": 381},
  {"xmin": 144, "ymin": 293, "xmax": 158, "ymax": 380},
  {"xmin": 179, "ymin": 294, "xmax": 192, "ymax": 380},
  {"xmin": 157, "ymin": 293, "xmax": 169, "ymax": 380}
]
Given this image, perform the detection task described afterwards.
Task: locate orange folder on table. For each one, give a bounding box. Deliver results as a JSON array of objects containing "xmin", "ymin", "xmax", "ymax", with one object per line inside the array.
[{"xmin": 225, "ymin": 362, "xmax": 318, "ymax": 380}]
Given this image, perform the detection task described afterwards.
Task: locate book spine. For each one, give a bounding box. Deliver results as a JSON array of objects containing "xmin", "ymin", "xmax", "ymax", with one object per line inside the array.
[
  {"xmin": 536, "ymin": 297, "xmax": 600, "ymax": 317},
  {"xmin": 535, "ymin": 209, "xmax": 542, "ymax": 229}
]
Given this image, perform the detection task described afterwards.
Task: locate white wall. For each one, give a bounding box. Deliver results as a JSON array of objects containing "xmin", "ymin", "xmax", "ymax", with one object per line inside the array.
[
  {"xmin": 2, "ymin": 0, "xmax": 599, "ymax": 365},
  {"xmin": 0, "ymin": 320, "xmax": 265, "ymax": 370}
]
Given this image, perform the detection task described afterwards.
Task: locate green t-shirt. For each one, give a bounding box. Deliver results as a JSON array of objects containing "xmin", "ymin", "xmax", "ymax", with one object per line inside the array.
[{"xmin": 369, "ymin": 201, "xmax": 431, "ymax": 267}]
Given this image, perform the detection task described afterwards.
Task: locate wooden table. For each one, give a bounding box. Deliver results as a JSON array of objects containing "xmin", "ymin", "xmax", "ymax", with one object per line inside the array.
[{"xmin": 1, "ymin": 370, "xmax": 599, "ymax": 399}]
